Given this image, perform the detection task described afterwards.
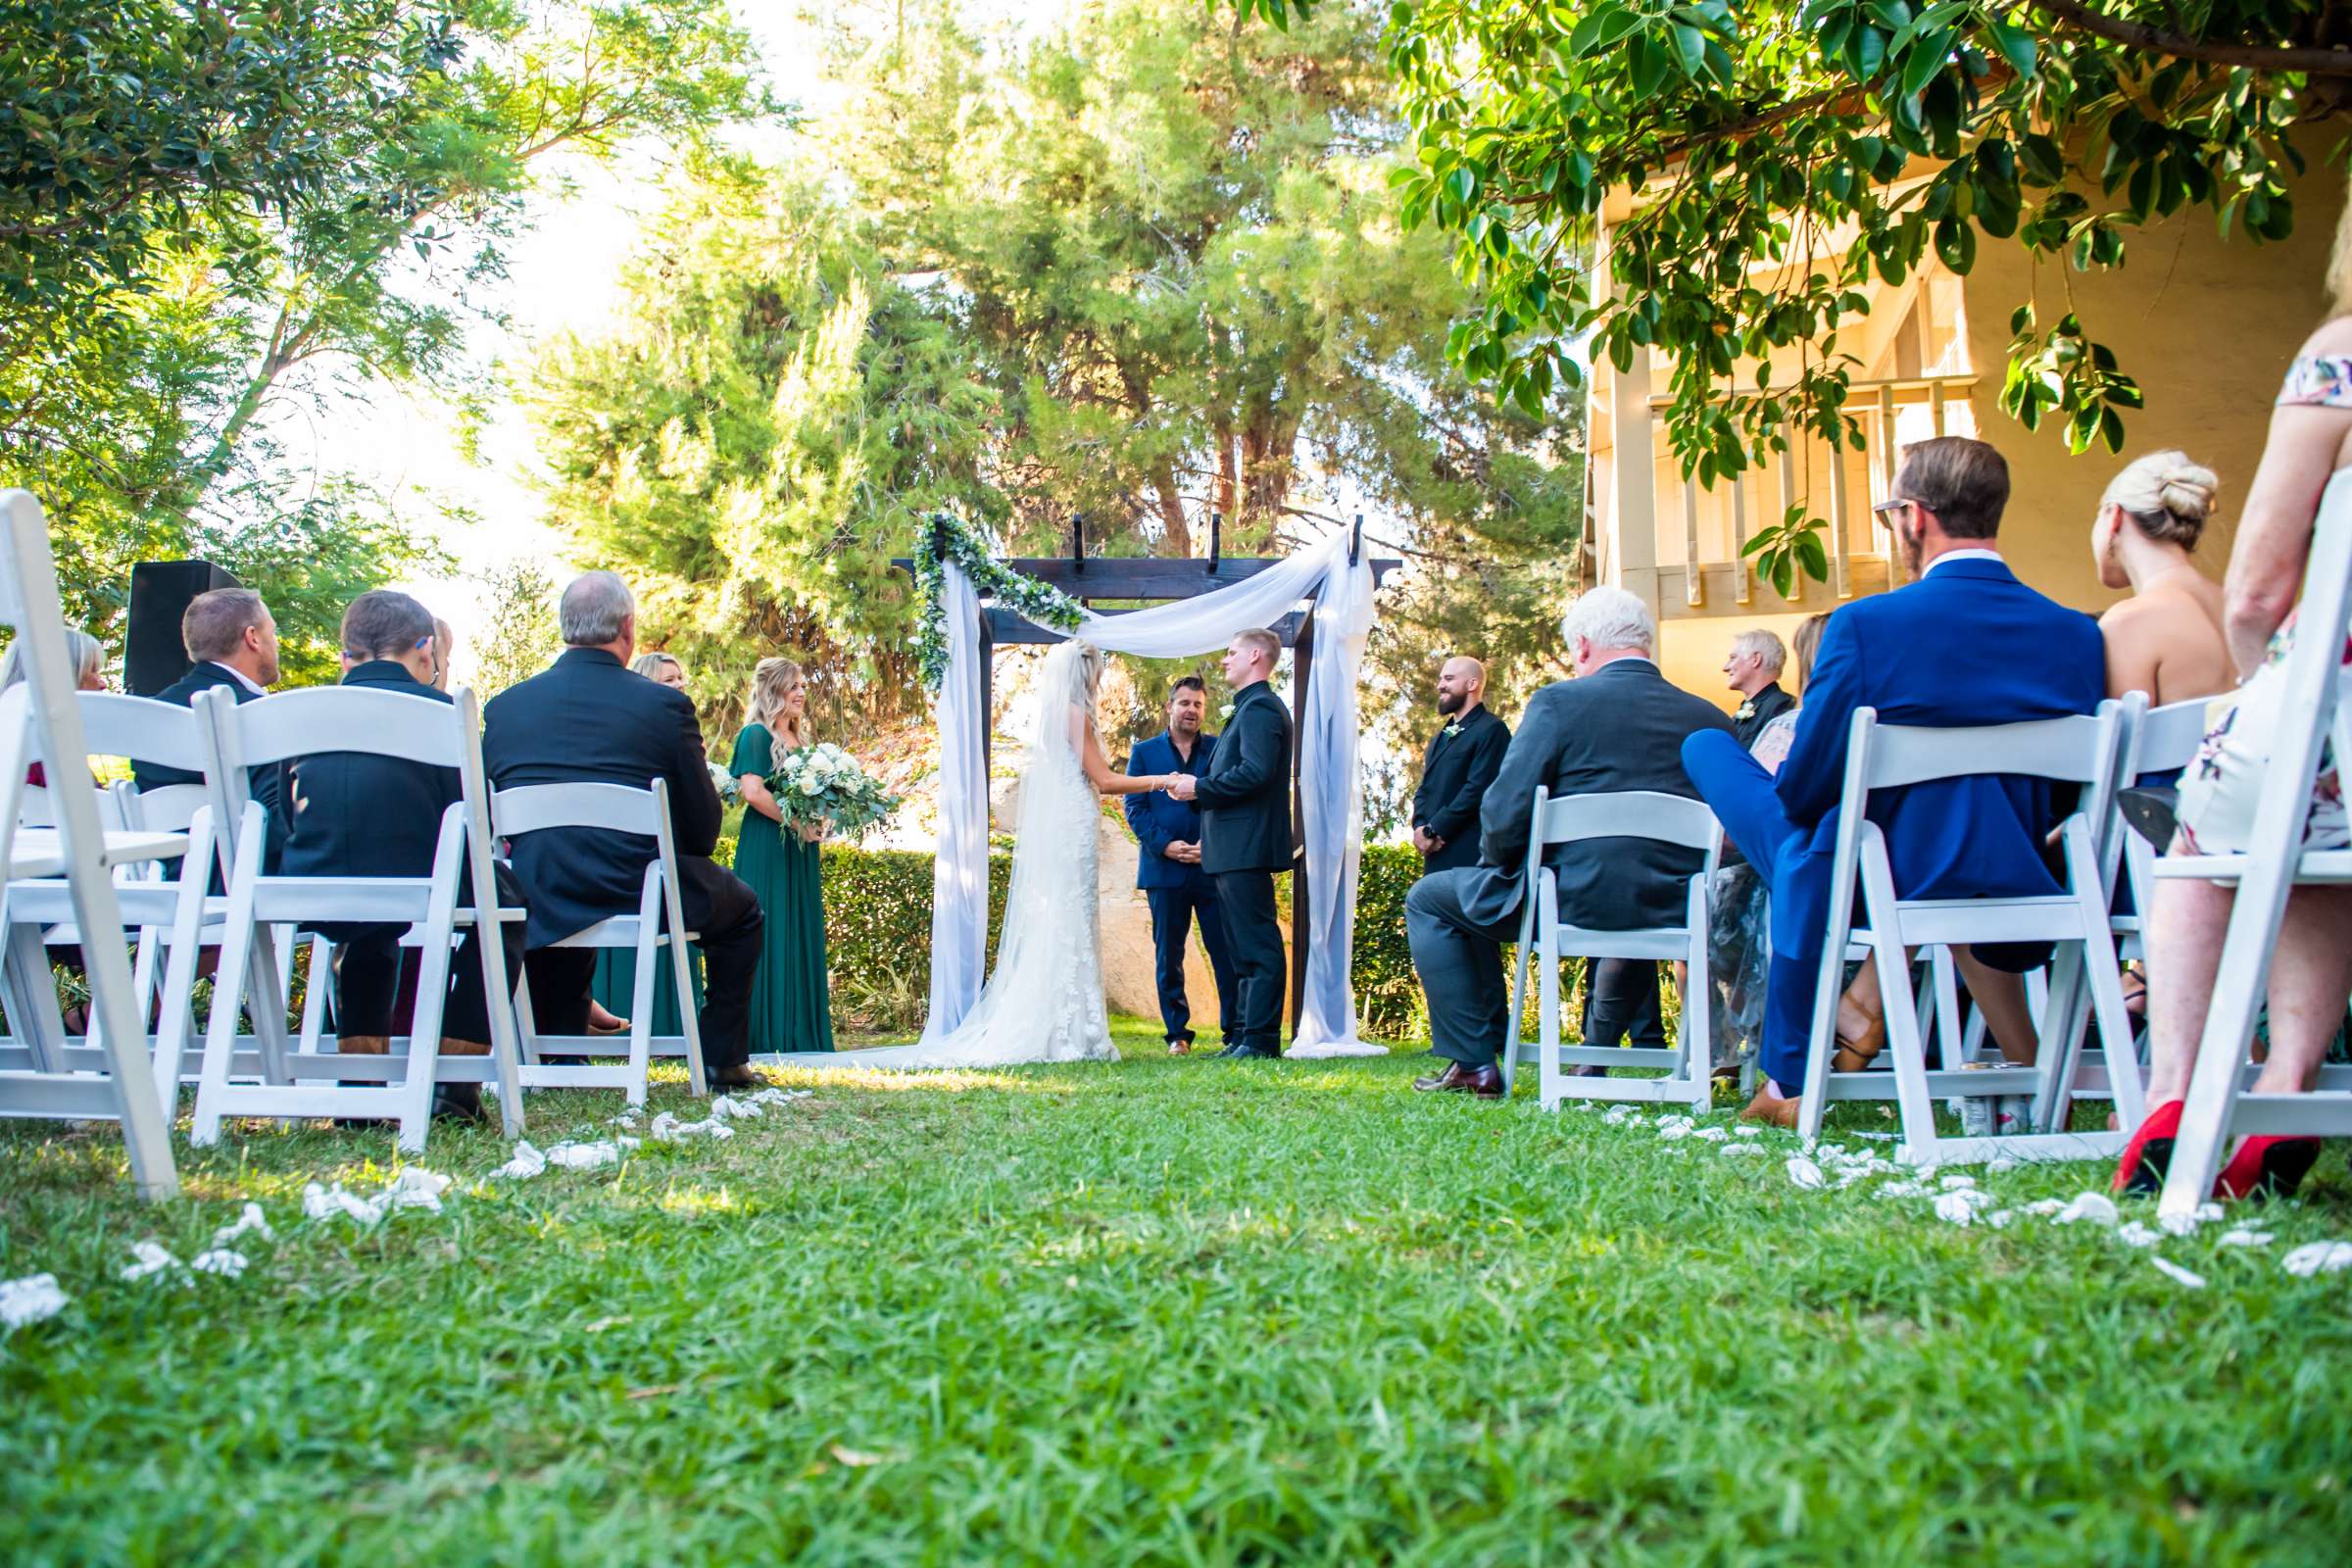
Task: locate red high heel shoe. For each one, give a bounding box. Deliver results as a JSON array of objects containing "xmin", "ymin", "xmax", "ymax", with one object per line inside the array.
[
  {"xmin": 2215, "ymin": 1136, "xmax": 2324, "ymax": 1201},
  {"xmin": 2112, "ymin": 1101, "xmax": 2183, "ymax": 1196}
]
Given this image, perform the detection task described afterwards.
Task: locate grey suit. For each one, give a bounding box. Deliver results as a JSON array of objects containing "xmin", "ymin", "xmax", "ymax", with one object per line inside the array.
[{"xmin": 1406, "ymin": 659, "xmax": 1736, "ymax": 1069}]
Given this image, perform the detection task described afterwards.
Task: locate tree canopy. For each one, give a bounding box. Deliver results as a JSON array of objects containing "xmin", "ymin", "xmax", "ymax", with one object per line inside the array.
[
  {"xmin": 539, "ymin": 0, "xmax": 1585, "ymax": 733},
  {"xmin": 1244, "ymin": 0, "xmax": 2352, "ymax": 582},
  {"xmin": 2, "ymin": 0, "xmax": 770, "ymax": 678}
]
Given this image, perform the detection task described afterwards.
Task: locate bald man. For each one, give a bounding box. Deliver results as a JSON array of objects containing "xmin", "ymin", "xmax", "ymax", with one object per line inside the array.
[{"xmin": 1409, "ymin": 656, "xmax": 1511, "ymax": 875}]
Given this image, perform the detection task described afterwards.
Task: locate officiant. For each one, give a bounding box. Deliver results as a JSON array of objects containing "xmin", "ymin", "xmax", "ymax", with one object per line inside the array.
[
  {"xmin": 1124, "ymin": 676, "xmax": 1239, "ymax": 1055},
  {"xmin": 1409, "ymin": 655, "xmax": 1510, "ymax": 875}
]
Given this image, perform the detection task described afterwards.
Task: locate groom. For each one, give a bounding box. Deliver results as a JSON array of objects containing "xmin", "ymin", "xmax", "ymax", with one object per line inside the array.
[{"xmin": 1168, "ymin": 628, "xmax": 1292, "ymax": 1059}]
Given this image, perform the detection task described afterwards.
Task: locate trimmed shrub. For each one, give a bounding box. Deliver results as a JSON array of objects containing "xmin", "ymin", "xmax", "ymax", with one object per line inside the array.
[{"xmin": 819, "ymin": 846, "xmax": 1010, "ymax": 1034}]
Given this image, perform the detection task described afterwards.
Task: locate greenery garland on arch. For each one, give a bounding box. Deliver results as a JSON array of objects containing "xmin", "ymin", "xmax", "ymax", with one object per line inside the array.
[{"xmin": 912, "ymin": 512, "xmax": 1086, "ymax": 693}]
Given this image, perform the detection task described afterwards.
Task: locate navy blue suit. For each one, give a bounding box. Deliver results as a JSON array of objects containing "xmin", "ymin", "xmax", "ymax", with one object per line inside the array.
[
  {"xmin": 1681, "ymin": 556, "xmax": 2105, "ymax": 1089},
  {"xmin": 1124, "ymin": 730, "xmax": 1237, "ymax": 1044}
]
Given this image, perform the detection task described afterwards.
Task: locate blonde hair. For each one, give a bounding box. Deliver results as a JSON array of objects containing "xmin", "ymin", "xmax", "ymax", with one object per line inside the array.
[
  {"xmin": 2100, "ymin": 450, "xmax": 2220, "ymax": 551},
  {"xmin": 2328, "ymin": 187, "xmax": 2352, "ymax": 318},
  {"xmin": 631, "ymin": 652, "xmax": 682, "ymax": 682},
  {"xmin": 1232, "ymin": 628, "xmax": 1280, "ymax": 671},
  {"xmin": 1791, "ymin": 612, "xmax": 1830, "ymax": 691},
  {"xmin": 744, "ymin": 657, "xmax": 807, "ymax": 746}
]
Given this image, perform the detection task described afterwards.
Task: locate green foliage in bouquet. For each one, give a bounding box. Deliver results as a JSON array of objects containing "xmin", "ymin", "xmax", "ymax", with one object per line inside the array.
[
  {"xmin": 913, "ymin": 512, "xmax": 1083, "ymax": 693},
  {"xmin": 765, "ymin": 743, "xmax": 902, "ymax": 841}
]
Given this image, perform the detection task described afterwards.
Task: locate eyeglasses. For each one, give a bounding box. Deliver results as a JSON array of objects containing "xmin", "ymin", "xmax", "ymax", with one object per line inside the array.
[{"xmin": 1872, "ymin": 495, "xmax": 1941, "ymax": 526}]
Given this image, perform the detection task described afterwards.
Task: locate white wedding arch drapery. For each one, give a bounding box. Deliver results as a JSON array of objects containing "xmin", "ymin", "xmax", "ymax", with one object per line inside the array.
[{"xmin": 920, "ymin": 526, "xmax": 1383, "ymax": 1057}]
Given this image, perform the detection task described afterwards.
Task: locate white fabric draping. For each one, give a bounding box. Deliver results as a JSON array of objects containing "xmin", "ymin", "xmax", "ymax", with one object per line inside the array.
[
  {"xmin": 920, "ymin": 525, "xmax": 1381, "ymax": 1055},
  {"xmin": 919, "ymin": 562, "xmax": 990, "ymax": 1041}
]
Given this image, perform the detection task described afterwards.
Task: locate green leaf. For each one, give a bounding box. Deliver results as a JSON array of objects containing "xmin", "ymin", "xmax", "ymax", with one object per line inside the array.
[{"xmin": 1984, "ymin": 20, "xmax": 2035, "ymax": 78}]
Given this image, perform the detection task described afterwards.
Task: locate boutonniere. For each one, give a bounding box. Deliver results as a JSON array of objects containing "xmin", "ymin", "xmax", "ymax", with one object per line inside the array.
[
  {"xmin": 1218, "ymin": 702, "xmax": 1235, "ymax": 723},
  {"xmin": 1442, "ymin": 720, "xmax": 1464, "ymax": 740},
  {"xmin": 1735, "ymin": 699, "xmax": 1757, "ymax": 722}
]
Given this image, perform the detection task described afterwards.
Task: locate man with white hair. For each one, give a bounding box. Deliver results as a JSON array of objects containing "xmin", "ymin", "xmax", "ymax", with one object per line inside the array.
[
  {"xmin": 483, "ymin": 570, "xmax": 768, "ymax": 1090},
  {"xmin": 1723, "ymin": 628, "xmax": 1794, "ymax": 750},
  {"xmin": 1406, "ymin": 588, "xmax": 1735, "ymax": 1097}
]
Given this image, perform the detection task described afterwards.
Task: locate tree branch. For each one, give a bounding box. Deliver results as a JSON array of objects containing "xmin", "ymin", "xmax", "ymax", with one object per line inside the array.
[{"xmin": 2032, "ymin": 0, "xmax": 2352, "ymax": 74}]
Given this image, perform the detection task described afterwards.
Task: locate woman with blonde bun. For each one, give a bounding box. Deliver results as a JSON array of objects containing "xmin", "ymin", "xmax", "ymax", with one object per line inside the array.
[{"xmin": 2090, "ymin": 452, "xmax": 2232, "ymax": 710}]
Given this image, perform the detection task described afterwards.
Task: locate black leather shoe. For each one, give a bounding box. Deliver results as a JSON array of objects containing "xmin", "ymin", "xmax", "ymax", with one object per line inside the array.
[
  {"xmin": 2117, "ymin": 786, "xmax": 2180, "ymax": 850},
  {"xmin": 1412, "ymin": 1061, "xmax": 1504, "ymax": 1099},
  {"xmin": 431, "ymin": 1084, "xmax": 486, "ymax": 1122},
  {"xmin": 1217, "ymin": 1043, "xmax": 1281, "ymax": 1059},
  {"xmin": 710, "ymin": 1064, "xmax": 764, "ymax": 1091}
]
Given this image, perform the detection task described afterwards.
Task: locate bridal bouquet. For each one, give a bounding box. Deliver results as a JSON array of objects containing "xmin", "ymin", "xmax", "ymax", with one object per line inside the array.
[{"xmin": 766, "ymin": 743, "xmax": 900, "ymax": 841}]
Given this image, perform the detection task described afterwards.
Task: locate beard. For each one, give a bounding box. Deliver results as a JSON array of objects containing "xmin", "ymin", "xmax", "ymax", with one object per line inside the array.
[
  {"xmin": 1436, "ymin": 690, "xmax": 1466, "ymax": 716},
  {"xmin": 1898, "ymin": 518, "xmax": 1927, "ymax": 576}
]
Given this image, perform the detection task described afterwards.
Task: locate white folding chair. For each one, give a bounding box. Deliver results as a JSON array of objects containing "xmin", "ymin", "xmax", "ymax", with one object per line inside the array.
[
  {"xmin": 1794, "ymin": 701, "xmax": 2144, "ymax": 1165},
  {"xmin": 491, "ymin": 779, "xmax": 707, "ymax": 1104},
  {"xmin": 2155, "ymin": 469, "xmax": 2352, "ymax": 1218},
  {"xmin": 0, "ymin": 694, "xmax": 221, "ymax": 1125},
  {"xmin": 0, "ymin": 491, "xmax": 183, "ymax": 1196},
  {"xmin": 1500, "ymin": 787, "xmax": 1721, "ymax": 1111},
  {"xmin": 189, "ymin": 684, "xmax": 525, "ymax": 1152}
]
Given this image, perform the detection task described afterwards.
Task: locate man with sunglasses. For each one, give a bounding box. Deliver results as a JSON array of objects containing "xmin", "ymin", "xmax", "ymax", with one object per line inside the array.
[{"xmin": 1680, "ymin": 436, "xmax": 2106, "ymax": 1126}]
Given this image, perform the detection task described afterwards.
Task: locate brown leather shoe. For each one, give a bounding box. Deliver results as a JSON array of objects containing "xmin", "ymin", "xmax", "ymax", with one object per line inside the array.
[
  {"xmin": 1831, "ymin": 1011, "xmax": 1886, "ymax": 1074},
  {"xmin": 338, "ymin": 1034, "xmax": 390, "ymax": 1055},
  {"xmin": 1412, "ymin": 1061, "xmax": 1504, "ymax": 1099},
  {"xmin": 440, "ymin": 1037, "xmax": 490, "ymax": 1056},
  {"xmin": 1740, "ymin": 1084, "xmax": 1802, "ymax": 1129}
]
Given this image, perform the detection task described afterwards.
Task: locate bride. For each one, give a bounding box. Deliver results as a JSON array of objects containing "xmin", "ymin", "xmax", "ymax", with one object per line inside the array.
[{"xmin": 763, "ymin": 639, "xmax": 1174, "ymax": 1071}]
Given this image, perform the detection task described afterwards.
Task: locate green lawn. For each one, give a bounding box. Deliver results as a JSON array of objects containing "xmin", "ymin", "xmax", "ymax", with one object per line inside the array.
[{"xmin": 4, "ymin": 1020, "xmax": 2349, "ymax": 1564}]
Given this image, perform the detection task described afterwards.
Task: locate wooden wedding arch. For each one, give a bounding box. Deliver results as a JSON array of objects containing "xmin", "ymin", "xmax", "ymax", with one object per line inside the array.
[{"xmin": 893, "ymin": 514, "xmax": 1402, "ymax": 1031}]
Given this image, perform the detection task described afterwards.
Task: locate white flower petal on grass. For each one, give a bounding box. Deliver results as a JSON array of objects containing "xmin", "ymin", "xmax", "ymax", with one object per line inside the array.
[
  {"xmin": 2158, "ymin": 1210, "xmax": 2202, "ymax": 1239},
  {"xmin": 1657, "ymin": 1124, "xmax": 1691, "ymax": 1141},
  {"xmin": 651, "ymin": 1110, "xmax": 734, "ymax": 1142},
  {"xmin": 547, "ymin": 1141, "xmax": 621, "ymax": 1171},
  {"xmin": 1938, "ymin": 1175, "xmax": 1977, "ymax": 1191},
  {"xmin": 1691, "ymin": 1127, "xmax": 1729, "ymax": 1143},
  {"xmin": 1932, "ymin": 1193, "xmax": 1980, "ymax": 1226},
  {"xmin": 190, "ymin": 1249, "xmax": 248, "ymax": 1278},
  {"xmin": 2150, "ymin": 1256, "xmax": 2206, "ymax": 1291},
  {"xmin": 1719, "ymin": 1142, "xmax": 1767, "ymax": 1156},
  {"xmin": 2282, "ymin": 1241, "xmax": 2352, "ymax": 1277},
  {"xmin": 210, "ymin": 1201, "xmax": 273, "ymax": 1249},
  {"xmin": 2218, "ymin": 1228, "xmax": 2275, "ymax": 1249},
  {"xmin": 1732, "ymin": 1126, "xmax": 1763, "ymax": 1139},
  {"xmin": 2195, "ymin": 1202, "xmax": 2225, "ymax": 1223},
  {"xmin": 121, "ymin": 1242, "xmax": 184, "ymax": 1283},
  {"xmin": 2053, "ymin": 1193, "xmax": 2120, "ymax": 1228},
  {"xmin": 1984, "ymin": 1208, "xmax": 2016, "ymax": 1229},
  {"xmin": 388, "ymin": 1169, "xmax": 452, "ymax": 1212},
  {"xmin": 2023, "ymin": 1198, "xmax": 2069, "ymax": 1217},
  {"xmin": 0, "ymin": 1273, "xmax": 69, "ymax": 1330},
  {"xmin": 494, "ymin": 1141, "xmax": 549, "ymax": 1181},
  {"xmin": 1786, "ymin": 1156, "xmax": 1826, "ymax": 1190},
  {"xmin": 302, "ymin": 1182, "xmax": 391, "ymax": 1226},
  {"xmin": 710, "ymin": 1095, "xmax": 760, "ymax": 1121},
  {"xmin": 2116, "ymin": 1222, "xmax": 2162, "ymax": 1249}
]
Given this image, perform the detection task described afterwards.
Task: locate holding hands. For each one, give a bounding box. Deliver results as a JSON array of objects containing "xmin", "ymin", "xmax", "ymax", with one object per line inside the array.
[{"xmin": 1163, "ymin": 773, "xmax": 1198, "ymax": 802}]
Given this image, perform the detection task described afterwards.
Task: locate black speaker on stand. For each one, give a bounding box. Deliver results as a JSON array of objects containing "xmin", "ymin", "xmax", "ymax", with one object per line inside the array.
[{"xmin": 124, "ymin": 561, "xmax": 240, "ymax": 697}]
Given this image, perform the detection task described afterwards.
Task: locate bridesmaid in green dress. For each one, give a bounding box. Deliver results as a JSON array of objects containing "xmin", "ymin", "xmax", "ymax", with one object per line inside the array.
[{"xmin": 729, "ymin": 658, "xmax": 835, "ymax": 1054}]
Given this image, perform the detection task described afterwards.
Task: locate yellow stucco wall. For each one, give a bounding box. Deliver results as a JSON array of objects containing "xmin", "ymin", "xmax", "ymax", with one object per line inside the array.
[
  {"xmin": 1961, "ymin": 163, "xmax": 2343, "ymax": 614},
  {"xmin": 1657, "ymin": 612, "xmax": 1825, "ymax": 710}
]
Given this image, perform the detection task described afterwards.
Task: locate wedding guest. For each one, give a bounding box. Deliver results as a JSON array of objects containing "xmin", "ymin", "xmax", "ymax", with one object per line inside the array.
[
  {"xmin": 5, "ymin": 626, "xmax": 109, "ymax": 786},
  {"xmin": 1683, "ymin": 436, "xmax": 2105, "ymax": 1127},
  {"xmin": 1125, "ymin": 675, "xmax": 1239, "ymax": 1054},
  {"xmin": 1406, "ymin": 589, "xmax": 1733, "ymax": 1098},
  {"xmin": 1746, "ymin": 615, "xmax": 1825, "ymax": 774},
  {"xmin": 483, "ymin": 571, "xmax": 767, "ymax": 1090},
  {"xmin": 1166, "ymin": 629, "xmax": 1293, "ymax": 1059},
  {"xmin": 429, "ymin": 618, "xmax": 455, "ymax": 693},
  {"xmin": 1724, "ymin": 629, "xmax": 1795, "ymax": 750},
  {"xmin": 2091, "ymin": 452, "xmax": 2232, "ymax": 715},
  {"xmin": 132, "ymin": 588, "xmax": 288, "ymax": 872},
  {"xmin": 1409, "ymin": 656, "xmax": 1511, "ymax": 875},
  {"xmin": 729, "ymin": 657, "xmax": 834, "ymax": 1054},
  {"xmin": 2119, "ymin": 273, "xmax": 2352, "ymax": 1200},
  {"xmin": 633, "ymin": 651, "xmax": 688, "ymax": 691},
  {"xmin": 283, "ymin": 591, "xmax": 525, "ymax": 1121}
]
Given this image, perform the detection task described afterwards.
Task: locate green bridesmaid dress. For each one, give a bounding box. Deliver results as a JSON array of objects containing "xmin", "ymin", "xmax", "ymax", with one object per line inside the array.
[
  {"xmin": 589, "ymin": 943, "xmax": 703, "ymax": 1037},
  {"xmin": 728, "ymin": 721, "xmax": 835, "ymax": 1054}
]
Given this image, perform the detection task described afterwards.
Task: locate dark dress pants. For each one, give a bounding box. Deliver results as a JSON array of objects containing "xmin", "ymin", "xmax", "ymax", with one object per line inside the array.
[
  {"xmin": 1212, "ymin": 868, "xmax": 1285, "ymax": 1053},
  {"xmin": 524, "ymin": 856, "xmax": 765, "ymax": 1073},
  {"xmin": 324, "ymin": 865, "xmax": 528, "ymax": 1049},
  {"xmin": 1583, "ymin": 958, "xmax": 1667, "ymax": 1052},
  {"xmin": 1403, "ymin": 867, "xmax": 1521, "ymax": 1069},
  {"xmin": 1145, "ymin": 885, "xmax": 1240, "ymax": 1044}
]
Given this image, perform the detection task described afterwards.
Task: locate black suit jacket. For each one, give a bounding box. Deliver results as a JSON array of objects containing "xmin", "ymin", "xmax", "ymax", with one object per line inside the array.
[
  {"xmin": 1462, "ymin": 659, "xmax": 1736, "ymax": 931},
  {"xmin": 132, "ymin": 660, "xmax": 286, "ymax": 872},
  {"xmin": 1734, "ymin": 682, "xmax": 1796, "ymax": 750},
  {"xmin": 1195, "ymin": 680, "xmax": 1293, "ymax": 875},
  {"xmin": 282, "ymin": 662, "xmax": 463, "ymax": 882},
  {"xmin": 482, "ymin": 647, "xmax": 723, "ymax": 949},
  {"xmin": 1410, "ymin": 703, "xmax": 1510, "ymax": 873}
]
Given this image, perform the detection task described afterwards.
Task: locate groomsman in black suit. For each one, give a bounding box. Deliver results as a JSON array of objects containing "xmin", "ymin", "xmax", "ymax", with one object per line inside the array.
[
  {"xmin": 281, "ymin": 591, "xmax": 524, "ymax": 1120},
  {"xmin": 1167, "ymin": 628, "xmax": 1292, "ymax": 1059},
  {"xmin": 1410, "ymin": 656, "xmax": 1510, "ymax": 875},
  {"xmin": 1406, "ymin": 588, "xmax": 1734, "ymax": 1097},
  {"xmin": 482, "ymin": 572, "xmax": 766, "ymax": 1089},
  {"xmin": 132, "ymin": 587, "xmax": 288, "ymax": 871}
]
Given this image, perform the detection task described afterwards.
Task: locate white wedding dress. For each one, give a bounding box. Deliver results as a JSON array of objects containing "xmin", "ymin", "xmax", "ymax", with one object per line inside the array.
[{"xmin": 761, "ymin": 640, "xmax": 1115, "ymax": 1071}]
